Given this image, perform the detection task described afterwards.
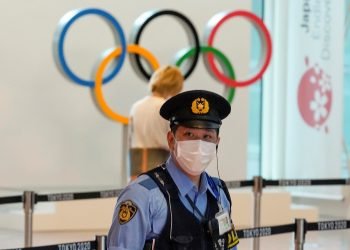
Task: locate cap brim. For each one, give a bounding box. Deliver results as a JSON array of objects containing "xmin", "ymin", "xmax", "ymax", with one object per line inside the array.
[{"xmin": 173, "ymin": 120, "xmax": 221, "ymax": 129}]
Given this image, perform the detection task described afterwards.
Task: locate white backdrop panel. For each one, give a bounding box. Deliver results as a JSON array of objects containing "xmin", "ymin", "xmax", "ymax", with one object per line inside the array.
[{"xmin": 0, "ymin": 0, "xmax": 251, "ymax": 188}]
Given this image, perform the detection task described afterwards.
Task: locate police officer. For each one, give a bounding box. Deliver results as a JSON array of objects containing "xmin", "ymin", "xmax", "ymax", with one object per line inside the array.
[{"xmin": 108, "ymin": 90, "xmax": 239, "ymax": 250}]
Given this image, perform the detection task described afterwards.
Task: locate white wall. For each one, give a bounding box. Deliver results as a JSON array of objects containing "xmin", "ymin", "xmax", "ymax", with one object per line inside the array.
[{"xmin": 0, "ymin": 0, "xmax": 251, "ymax": 189}]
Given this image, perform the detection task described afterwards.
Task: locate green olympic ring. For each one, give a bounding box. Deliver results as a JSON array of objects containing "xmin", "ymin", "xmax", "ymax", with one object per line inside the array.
[{"xmin": 174, "ymin": 46, "xmax": 236, "ymax": 103}]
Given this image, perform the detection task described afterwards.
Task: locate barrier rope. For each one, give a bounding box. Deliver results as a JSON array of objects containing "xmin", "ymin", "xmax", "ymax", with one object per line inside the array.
[
  {"xmin": 36, "ymin": 189, "xmax": 122, "ymax": 203},
  {"xmin": 265, "ymin": 178, "xmax": 350, "ymax": 187},
  {"xmin": 236, "ymin": 219, "xmax": 350, "ymax": 239},
  {"xmin": 237, "ymin": 223, "xmax": 295, "ymax": 238},
  {"xmin": 307, "ymin": 219, "xmax": 350, "ymax": 232},
  {"xmin": 0, "ymin": 195, "xmax": 22, "ymax": 205},
  {"xmin": 0, "ymin": 177, "xmax": 349, "ymax": 205},
  {"xmin": 225, "ymin": 180, "xmax": 254, "ymax": 188},
  {"xmin": 2, "ymin": 240, "xmax": 96, "ymax": 250},
  {"xmin": 2, "ymin": 219, "xmax": 350, "ymax": 249}
]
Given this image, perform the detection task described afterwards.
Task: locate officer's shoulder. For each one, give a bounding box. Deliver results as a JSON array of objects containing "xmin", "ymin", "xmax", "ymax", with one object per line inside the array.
[
  {"xmin": 134, "ymin": 174, "xmax": 159, "ymax": 191},
  {"xmin": 116, "ymin": 174, "xmax": 163, "ymax": 210}
]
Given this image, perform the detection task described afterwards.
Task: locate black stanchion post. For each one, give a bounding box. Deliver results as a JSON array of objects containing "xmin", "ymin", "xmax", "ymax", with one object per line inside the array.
[
  {"xmin": 253, "ymin": 176, "xmax": 263, "ymax": 250},
  {"xmin": 294, "ymin": 218, "xmax": 306, "ymax": 250},
  {"xmin": 96, "ymin": 235, "xmax": 107, "ymax": 250},
  {"xmin": 23, "ymin": 191, "xmax": 35, "ymax": 247}
]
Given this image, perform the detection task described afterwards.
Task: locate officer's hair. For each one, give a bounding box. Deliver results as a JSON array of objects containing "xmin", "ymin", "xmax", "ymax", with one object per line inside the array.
[
  {"xmin": 170, "ymin": 124, "xmax": 220, "ymax": 136},
  {"xmin": 149, "ymin": 66, "xmax": 184, "ymax": 98}
]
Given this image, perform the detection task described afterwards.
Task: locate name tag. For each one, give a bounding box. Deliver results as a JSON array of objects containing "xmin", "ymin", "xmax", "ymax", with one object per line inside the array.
[{"xmin": 215, "ymin": 211, "xmax": 232, "ymax": 235}]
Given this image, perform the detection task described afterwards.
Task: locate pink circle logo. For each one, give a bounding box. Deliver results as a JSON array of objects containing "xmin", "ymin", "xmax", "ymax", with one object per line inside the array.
[{"xmin": 297, "ymin": 57, "xmax": 332, "ymax": 132}]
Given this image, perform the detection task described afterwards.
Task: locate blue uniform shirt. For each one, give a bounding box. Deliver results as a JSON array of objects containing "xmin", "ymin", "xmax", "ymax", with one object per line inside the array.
[{"xmin": 107, "ymin": 157, "xmax": 238, "ymax": 250}]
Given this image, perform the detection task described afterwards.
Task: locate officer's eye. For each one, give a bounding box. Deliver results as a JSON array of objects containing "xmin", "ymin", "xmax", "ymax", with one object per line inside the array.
[
  {"xmin": 183, "ymin": 131, "xmax": 194, "ymax": 138},
  {"xmin": 203, "ymin": 135, "xmax": 212, "ymax": 140},
  {"xmin": 203, "ymin": 134, "xmax": 218, "ymax": 143}
]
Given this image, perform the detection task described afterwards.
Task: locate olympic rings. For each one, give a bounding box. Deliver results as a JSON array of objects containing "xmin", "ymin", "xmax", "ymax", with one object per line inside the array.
[
  {"xmin": 174, "ymin": 46, "xmax": 236, "ymax": 103},
  {"xmin": 54, "ymin": 8, "xmax": 272, "ymax": 123},
  {"xmin": 54, "ymin": 8, "xmax": 271, "ymax": 87},
  {"xmin": 204, "ymin": 10, "xmax": 272, "ymax": 87},
  {"xmin": 94, "ymin": 45, "xmax": 160, "ymax": 124},
  {"xmin": 54, "ymin": 8, "xmax": 127, "ymax": 87}
]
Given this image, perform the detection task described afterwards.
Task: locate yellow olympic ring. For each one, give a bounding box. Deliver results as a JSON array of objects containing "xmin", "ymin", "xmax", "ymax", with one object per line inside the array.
[{"xmin": 94, "ymin": 45, "xmax": 160, "ymax": 124}]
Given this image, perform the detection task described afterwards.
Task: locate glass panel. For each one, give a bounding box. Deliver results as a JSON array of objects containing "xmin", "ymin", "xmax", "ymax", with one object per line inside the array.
[
  {"xmin": 247, "ymin": 0, "xmax": 263, "ymax": 178},
  {"xmin": 343, "ymin": 0, "xmax": 350, "ymax": 177}
]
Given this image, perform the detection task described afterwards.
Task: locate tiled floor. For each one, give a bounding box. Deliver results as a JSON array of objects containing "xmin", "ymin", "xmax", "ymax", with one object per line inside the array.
[{"xmin": 0, "ymin": 228, "xmax": 349, "ymax": 250}]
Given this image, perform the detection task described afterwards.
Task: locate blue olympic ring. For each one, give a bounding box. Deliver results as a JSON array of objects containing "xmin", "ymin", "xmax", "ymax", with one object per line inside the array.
[{"xmin": 53, "ymin": 8, "xmax": 127, "ymax": 87}]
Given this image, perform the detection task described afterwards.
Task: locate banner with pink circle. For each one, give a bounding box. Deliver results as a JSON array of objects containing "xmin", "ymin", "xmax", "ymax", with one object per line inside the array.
[{"xmin": 285, "ymin": 0, "xmax": 344, "ymax": 197}]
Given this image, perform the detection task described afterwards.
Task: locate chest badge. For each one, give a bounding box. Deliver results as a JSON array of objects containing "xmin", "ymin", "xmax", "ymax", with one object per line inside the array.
[
  {"xmin": 191, "ymin": 97, "xmax": 209, "ymax": 114},
  {"xmin": 118, "ymin": 200, "xmax": 138, "ymax": 224}
]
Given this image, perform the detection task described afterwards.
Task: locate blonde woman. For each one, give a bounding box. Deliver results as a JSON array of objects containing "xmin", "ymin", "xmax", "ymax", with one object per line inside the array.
[{"xmin": 128, "ymin": 65, "xmax": 184, "ymax": 179}]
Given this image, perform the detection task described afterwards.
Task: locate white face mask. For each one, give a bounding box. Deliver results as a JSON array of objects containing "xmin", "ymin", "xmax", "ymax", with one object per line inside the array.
[{"xmin": 174, "ymin": 139, "xmax": 217, "ymax": 176}]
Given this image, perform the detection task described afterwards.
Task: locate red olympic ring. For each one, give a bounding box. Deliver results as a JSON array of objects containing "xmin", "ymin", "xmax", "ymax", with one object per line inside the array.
[{"xmin": 204, "ymin": 10, "xmax": 272, "ymax": 87}]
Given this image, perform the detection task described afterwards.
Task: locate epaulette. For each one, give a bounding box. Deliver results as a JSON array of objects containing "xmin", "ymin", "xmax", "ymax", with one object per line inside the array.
[{"xmin": 138, "ymin": 177, "xmax": 158, "ymax": 190}]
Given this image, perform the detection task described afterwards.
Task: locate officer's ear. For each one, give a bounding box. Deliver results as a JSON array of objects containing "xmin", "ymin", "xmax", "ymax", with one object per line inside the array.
[
  {"xmin": 167, "ymin": 131, "xmax": 176, "ymax": 151},
  {"xmin": 216, "ymin": 137, "xmax": 220, "ymax": 149}
]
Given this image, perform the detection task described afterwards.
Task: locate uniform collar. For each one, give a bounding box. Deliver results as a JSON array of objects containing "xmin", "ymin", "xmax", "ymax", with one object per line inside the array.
[{"xmin": 166, "ymin": 156, "xmax": 217, "ymax": 198}]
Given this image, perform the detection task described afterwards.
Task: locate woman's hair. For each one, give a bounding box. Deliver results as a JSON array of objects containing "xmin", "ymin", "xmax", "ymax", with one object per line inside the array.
[{"xmin": 149, "ymin": 65, "xmax": 184, "ymax": 98}]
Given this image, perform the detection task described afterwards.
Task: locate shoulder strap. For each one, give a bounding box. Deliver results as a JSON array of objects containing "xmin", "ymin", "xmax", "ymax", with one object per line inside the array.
[
  {"xmin": 144, "ymin": 164, "xmax": 179, "ymax": 198},
  {"xmin": 219, "ymin": 179, "xmax": 232, "ymax": 211},
  {"xmin": 207, "ymin": 174, "xmax": 232, "ymax": 211}
]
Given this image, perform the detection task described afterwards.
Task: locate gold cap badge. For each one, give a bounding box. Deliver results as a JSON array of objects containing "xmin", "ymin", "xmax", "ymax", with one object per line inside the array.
[
  {"xmin": 191, "ymin": 97, "xmax": 209, "ymax": 114},
  {"xmin": 118, "ymin": 200, "xmax": 138, "ymax": 224}
]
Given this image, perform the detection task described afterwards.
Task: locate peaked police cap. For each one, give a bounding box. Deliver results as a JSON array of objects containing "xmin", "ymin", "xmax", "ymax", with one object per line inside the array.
[{"xmin": 160, "ymin": 89, "xmax": 231, "ymax": 129}]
